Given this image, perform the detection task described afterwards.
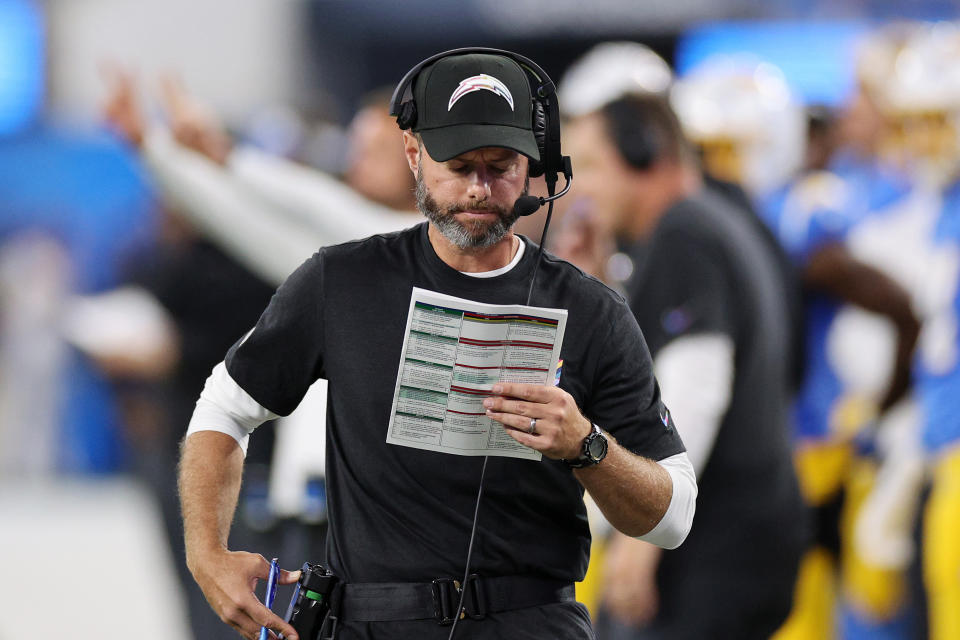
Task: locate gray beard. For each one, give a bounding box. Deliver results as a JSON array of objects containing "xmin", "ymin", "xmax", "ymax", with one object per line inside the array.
[{"xmin": 415, "ymin": 166, "xmax": 528, "ymax": 250}]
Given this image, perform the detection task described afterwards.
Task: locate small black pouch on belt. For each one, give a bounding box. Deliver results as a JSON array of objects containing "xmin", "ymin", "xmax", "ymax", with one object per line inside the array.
[{"xmin": 285, "ymin": 563, "xmax": 342, "ymax": 640}]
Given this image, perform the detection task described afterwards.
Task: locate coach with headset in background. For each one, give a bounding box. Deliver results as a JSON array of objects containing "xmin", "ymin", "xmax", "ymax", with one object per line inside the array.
[
  {"xmin": 560, "ymin": 93, "xmax": 807, "ymax": 639},
  {"xmin": 177, "ymin": 49, "xmax": 696, "ymax": 640}
]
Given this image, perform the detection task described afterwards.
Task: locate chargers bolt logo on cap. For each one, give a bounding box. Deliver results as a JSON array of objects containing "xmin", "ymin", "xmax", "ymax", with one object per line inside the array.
[{"xmin": 448, "ymin": 74, "xmax": 515, "ymax": 111}]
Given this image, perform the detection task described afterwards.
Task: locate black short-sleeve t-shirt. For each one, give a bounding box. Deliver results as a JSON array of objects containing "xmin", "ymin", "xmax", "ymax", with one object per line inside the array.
[
  {"xmin": 626, "ymin": 193, "xmax": 806, "ymax": 581},
  {"xmin": 225, "ymin": 222, "xmax": 684, "ymax": 584}
]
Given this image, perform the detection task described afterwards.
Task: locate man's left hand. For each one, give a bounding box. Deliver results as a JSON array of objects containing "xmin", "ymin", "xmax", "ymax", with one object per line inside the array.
[{"xmin": 483, "ymin": 382, "xmax": 592, "ymax": 459}]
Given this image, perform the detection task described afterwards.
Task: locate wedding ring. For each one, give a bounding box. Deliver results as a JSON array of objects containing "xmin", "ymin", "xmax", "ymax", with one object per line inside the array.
[{"xmin": 528, "ymin": 418, "xmax": 537, "ymax": 434}]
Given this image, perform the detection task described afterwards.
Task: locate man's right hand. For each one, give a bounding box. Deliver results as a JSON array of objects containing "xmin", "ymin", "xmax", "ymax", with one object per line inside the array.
[
  {"xmin": 101, "ymin": 64, "xmax": 146, "ymax": 149},
  {"xmin": 551, "ymin": 198, "xmax": 616, "ymax": 282},
  {"xmin": 188, "ymin": 548, "xmax": 301, "ymax": 640},
  {"xmin": 159, "ymin": 75, "xmax": 234, "ymax": 165}
]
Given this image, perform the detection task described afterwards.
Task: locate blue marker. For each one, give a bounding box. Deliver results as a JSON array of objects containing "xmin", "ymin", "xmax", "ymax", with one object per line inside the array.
[{"xmin": 260, "ymin": 557, "xmax": 280, "ymax": 640}]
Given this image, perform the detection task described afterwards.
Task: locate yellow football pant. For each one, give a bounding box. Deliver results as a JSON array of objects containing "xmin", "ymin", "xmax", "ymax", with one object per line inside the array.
[
  {"xmin": 773, "ymin": 441, "xmax": 850, "ymax": 640},
  {"xmin": 577, "ymin": 536, "xmax": 606, "ymax": 617},
  {"xmin": 774, "ymin": 441, "xmax": 909, "ymax": 639},
  {"xmin": 924, "ymin": 446, "xmax": 960, "ymax": 640},
  {"xmin": 772, "ymin": 546, "xmax": 838, "ymax": 640},
  {"xmin": 840, "ymin": 457, "xmax": 906, "ymax": 621}
]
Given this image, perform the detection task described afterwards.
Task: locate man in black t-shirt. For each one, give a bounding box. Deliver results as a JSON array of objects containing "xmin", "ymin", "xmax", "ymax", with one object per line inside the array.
[
  {"xmin": 564, "ymin": 94, "xmax": 806, "ymax": 639},
  {"xmin": 178, "ymin": 51, "xmax": 696, "ymax": 640}
]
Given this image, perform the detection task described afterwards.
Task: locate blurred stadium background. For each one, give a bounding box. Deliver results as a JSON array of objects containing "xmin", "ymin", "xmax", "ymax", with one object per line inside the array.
[{"xmin": 2, "ymin": 0, "xmax": 960, "ymax": 638}]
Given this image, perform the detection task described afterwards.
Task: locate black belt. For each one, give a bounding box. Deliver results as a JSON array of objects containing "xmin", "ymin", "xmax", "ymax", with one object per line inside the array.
[{"xmin": 338, "ymin": 574, "xmax": 576, "ymax": 625}]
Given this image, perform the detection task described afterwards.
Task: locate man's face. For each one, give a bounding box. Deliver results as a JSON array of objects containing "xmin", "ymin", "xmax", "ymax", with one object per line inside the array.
[
  {"xmin": 405, "ymin": 132, "xmax": 529, "ymax": 249},
  {"xmin": 564, "ymin": 113, "xmax": 638, "ymax": 236},
  {"xmin": 345, "ymin": 106, "xmax": 415, "ymax": 209}
]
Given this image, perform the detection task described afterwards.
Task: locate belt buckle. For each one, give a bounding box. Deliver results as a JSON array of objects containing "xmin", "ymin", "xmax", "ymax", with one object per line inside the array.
[
  {"xmin": 462, "ymin": 574, "xmax": 486, "ymax": 621},
  {"xmin": 431, "ymin": 574, "xmax": 487, "ymax": 625},
  {"xmin": 431, "ymin": 577, "xmax": 459, "ymax": 625}
]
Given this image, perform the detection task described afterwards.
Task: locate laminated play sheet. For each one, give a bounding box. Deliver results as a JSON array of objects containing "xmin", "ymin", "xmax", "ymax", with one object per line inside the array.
[{"xmin": 386, "ymin": 287, "xmax": 567, "ymax": 460}]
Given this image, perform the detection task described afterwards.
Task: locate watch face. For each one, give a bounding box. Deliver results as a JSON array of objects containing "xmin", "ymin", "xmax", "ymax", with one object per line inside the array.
[{"xmin": 587, "ymin": 432, "xmax": 608, "ymax": 461}]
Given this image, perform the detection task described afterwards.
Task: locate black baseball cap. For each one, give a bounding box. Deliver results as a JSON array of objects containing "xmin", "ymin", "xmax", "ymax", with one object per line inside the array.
[{"xmin": 412, "ymin": 53, "xmax": 540, "ymax": 163}]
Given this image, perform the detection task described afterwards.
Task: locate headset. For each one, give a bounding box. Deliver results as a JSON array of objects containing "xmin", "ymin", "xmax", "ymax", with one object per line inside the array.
[
  {"xmin": 390, "ymin": 46, "xmax": 572, "ymax": 214},
  {"xmin": 601, "ymin": 94, "xmax": 663, "ymax": 171},
  {"xmin": 390, "ymin": 48, "xmax": 573, "ymax": 640},
  {"xmin": 601, "ymin": 93, "xmax": 701, "ymax": 173}
]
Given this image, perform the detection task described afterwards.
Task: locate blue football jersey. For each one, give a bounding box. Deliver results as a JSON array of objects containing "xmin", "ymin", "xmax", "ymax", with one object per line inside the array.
[
  {"xmin": 917, "ymin": 180, "xmax": 960, "ymax": 454},
  {"xmin": 761, "ymin": 156, "xmax": 911, "ymax": 442}
]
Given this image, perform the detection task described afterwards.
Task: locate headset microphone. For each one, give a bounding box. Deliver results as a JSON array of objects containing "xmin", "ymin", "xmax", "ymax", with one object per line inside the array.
[
  {"xmin": 513, "ymin": 157, "xmax": 574, "ymax": 217},
  {"xmin": 512, "ymin": 196, "xmax": 542, "ymax": 218}
]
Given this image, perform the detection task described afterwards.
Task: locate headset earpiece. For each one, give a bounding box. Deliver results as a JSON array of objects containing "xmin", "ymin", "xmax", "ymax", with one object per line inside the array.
[
  {"xmin": 603, "ymin": 97, "xmax": 659, "ymax": 171},
  {"xmin": 617, "ymin": 125, "xmax": 657, "ymax": 170},
  {"xmin": 528, "ymin": 98, "xmax": 547, "ymax": 178},
  {"xmin": 533, "ymin": 85, "xmax": 564, "ymax": 188},
  {"xmin": 396, "ymin": 101, "xmax": 417, "ymax": 131}
]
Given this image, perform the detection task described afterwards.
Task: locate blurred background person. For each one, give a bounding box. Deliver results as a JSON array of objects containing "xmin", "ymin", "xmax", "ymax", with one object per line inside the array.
[
  {"xmin": 770, "ymin": 22, "xmax": 960, "ymax": 640},
  {"xmin": 856, "ymin": 22, "xmax": 960, "ymax": 640},
  {"xmin": 911, "ymin": 86, "xmax": 960, "ymax": 640},
  {"xmin": 552, "ymin": 41, "xmax": 675, "ymax": 289},
  {"xmin": 562, "ymin": 91, "xmax": 806, "ymax": 639},
  {"xmin": 555, "ymin": 54, "xmax": 808, "ymax": 631},
  {"xmin": 551, "ymin": 42, "xmax": 679, "ymax": 614},
  {"xmin": 94, "ymin": 68, "xmax": 295, "ymax": 640},
  {"xmin": 672, "ymin": 55, "xmax": 808, "ymax": 204},
  {"xmin": 556, "ymin": 46, "xmax": 805, "ymax": 387},
  {"xmin": 108, "ymin": 73, "xmax": 421, "ymax": 285},
  {"xmin": 675, "ymin": 49, "xmax": 923, "ymax": 640}
]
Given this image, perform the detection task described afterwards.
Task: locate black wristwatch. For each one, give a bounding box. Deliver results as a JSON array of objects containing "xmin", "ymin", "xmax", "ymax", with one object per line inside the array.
[{"xmin": 564, "ymin": 423, "xmax": 608, "ymax": 469}]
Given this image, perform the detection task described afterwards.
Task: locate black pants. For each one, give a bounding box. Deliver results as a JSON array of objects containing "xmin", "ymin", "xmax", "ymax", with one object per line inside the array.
[{"xmin": 335, "ymin": 601, "xmax": 596, "ymax": 640}]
